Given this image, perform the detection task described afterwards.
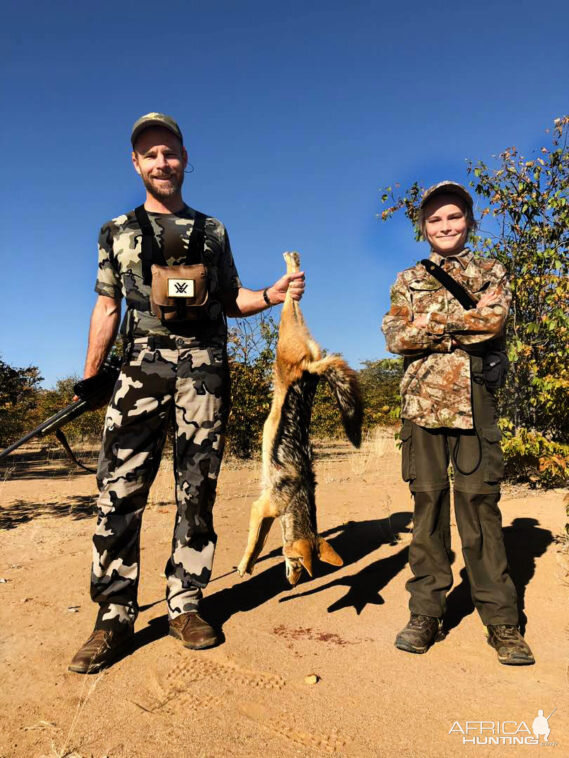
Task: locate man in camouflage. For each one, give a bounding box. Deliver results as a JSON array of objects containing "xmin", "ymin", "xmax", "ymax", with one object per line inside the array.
[
  {"xmin": 69, "ymin": 113, "xmax": 305, "ymax": 673},
  {"xmin": 382, "ymin": 181, "xmax": 534, "ymax": 665}
]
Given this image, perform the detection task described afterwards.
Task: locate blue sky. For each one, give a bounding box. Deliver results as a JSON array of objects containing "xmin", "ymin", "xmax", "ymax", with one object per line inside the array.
[{"xmin": 2, "ymin": 0, "xmax": 567, "ymax": 387}]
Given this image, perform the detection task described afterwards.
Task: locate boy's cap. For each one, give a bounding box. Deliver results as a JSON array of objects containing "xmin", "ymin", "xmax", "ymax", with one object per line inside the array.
[
  {"xmin": 131, "ymin": 113, "xmax": 183, "ymax": 147},
  {"xmin": 420, "ymin": 181, "xmax": 473, "ymax": 210}
]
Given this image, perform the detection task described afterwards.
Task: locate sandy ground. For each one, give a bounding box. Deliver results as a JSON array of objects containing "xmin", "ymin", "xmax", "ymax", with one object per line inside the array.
[{"xmin": 0, "ymin": 431, "xmax": 568, "ymax": 758}]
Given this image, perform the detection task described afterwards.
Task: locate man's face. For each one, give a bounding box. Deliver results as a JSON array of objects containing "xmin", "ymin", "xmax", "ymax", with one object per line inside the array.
[
  {"xmin": 132, "ymin": 127, "xmax": 187, "ymax": 200},
  {"xmin": 423, "ymin": 194, "xmax": 469, "ymax": 256}
]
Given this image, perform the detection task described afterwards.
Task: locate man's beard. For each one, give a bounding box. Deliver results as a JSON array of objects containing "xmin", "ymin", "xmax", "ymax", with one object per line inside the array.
[{"xmin": 142, "ymin": 170, "xmax": 184, "ymax": 200}]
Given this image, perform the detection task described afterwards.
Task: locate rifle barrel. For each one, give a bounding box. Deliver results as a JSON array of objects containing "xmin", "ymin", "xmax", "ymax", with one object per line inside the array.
[{"xmin": 0, "ymin": 399, "xmax": 88, "ymax": 461}]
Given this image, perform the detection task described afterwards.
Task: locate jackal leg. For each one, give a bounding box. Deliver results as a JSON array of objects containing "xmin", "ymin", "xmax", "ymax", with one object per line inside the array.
[
  {"xmin": 237, "ymin": 490, "xmax": 278, "ymax": 576},
  {"xmin": 283, "ymin": 250, "xmax": 300, "ymax": 275},
  {"xmin": 280, "ymin": 251, "xmax": 321, "ymax": 361}
]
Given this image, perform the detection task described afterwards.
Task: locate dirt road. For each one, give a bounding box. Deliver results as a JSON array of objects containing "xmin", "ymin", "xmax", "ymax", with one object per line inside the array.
[{"xmin": 1, "ymin": 432, "xmax": 567, "ymax": 757}]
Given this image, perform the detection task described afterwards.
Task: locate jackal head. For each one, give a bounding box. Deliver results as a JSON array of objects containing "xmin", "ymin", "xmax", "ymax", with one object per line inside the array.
[{"xmin": 283, "ymin": 537, "xmax": 343, "ymax": 586}]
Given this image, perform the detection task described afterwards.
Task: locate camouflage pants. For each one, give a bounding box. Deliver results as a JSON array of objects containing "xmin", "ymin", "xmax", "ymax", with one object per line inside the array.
[{"xmin": 91, "ymin": 335, "xmax": 229, "ymax": 632}]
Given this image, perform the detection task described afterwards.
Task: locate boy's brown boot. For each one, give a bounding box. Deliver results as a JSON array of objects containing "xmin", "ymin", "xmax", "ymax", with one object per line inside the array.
[{"xmin": 395, "ymin": 614, "xmax": 442, "ymax": 654}]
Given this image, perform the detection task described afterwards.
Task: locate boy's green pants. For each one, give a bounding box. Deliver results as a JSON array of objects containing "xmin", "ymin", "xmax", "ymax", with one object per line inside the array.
[{"xmin": 400, "ymin": 357, "xmax": 518, "ymax": 625}]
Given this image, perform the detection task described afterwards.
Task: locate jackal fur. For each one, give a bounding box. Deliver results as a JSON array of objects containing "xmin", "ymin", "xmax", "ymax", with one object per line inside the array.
[{"xmin": 237, "ymin": 252, "xmax": 363, "ymax": 586}]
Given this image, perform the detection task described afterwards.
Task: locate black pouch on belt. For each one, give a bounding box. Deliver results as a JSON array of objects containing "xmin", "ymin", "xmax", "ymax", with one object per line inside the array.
[{"xmin": 482, "ymin": 349, "xmax": 509, "ymax": 391}]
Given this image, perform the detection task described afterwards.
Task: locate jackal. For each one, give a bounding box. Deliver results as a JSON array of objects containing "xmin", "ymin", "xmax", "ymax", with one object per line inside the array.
[{"xmin": 237, "ymin": 252, "xmax": 363, "ymax": 586}]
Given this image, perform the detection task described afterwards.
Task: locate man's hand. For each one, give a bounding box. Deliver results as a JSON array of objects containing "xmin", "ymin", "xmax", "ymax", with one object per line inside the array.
[
  {"xmin": 228, "ymin": 272, "xmax": 306, "ymax": 317},
  {"xmin": 266, "ymin": 271, "xmax": 305, "ymax": 304},
  {"xmin": 73, "ymin": 295, "xmax": 121, "ymax": 402}
]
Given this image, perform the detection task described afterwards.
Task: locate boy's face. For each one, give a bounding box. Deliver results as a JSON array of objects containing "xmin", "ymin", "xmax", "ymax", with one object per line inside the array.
[{"xmin": 423, "ymin": 194, "xmax": 468, "ymax": 256}]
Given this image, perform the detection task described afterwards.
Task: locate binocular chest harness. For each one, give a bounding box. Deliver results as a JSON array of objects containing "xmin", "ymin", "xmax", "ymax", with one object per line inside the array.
[{"xmin": 134, "ymin": 204, "xmax": 209, "ymax": 323}]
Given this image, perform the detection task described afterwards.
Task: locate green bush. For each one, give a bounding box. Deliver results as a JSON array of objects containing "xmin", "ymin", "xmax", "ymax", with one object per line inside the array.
[
  {"xmin": 0, "ymin": 357, "xmax": 43, "ymax": 447},
  {"xmin": 500, "ymin": 422, "xmax": 569, "ymax": 488},
  {"xmin": 225, "ymin": 314, "xmax": 277, "ymax": 458}
]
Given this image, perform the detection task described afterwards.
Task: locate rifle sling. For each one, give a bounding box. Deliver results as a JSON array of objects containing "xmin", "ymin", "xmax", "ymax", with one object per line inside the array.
[
  {"xmin": 54, "ymin": 429, "xmax": 97, "ymax": 474},
  {"xmin": 420, "ymin": 258, "xmax": 477, "ymax": 310}
]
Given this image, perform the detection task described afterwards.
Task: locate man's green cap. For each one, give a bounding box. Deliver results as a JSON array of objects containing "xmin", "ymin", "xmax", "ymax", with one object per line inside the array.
[
  {"xmin": 420, "ymin": 181, "xmax": 473, "ymax": 210},
  {"xmin": 131, "ymin": 112, "xmax": 183, "ymax": 147}
]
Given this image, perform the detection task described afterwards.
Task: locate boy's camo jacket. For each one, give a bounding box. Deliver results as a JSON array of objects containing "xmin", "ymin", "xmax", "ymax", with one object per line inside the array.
[{"xmin": 381, "ymin": 249, "xmax": 511, "ymax": 429}]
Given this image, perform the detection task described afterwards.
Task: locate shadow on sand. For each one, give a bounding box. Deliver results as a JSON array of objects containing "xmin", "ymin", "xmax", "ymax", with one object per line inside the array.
[
  {"xmin": 131, "ymin": 512, "xmax": 413, "ymax": 651},
  {"xmin": 80, "ymin": 516, "xmax": 555, "ymax": 664},
  {"xmin": 444, "ymin": 517, "xmax": 553, "ymax": 635},
  {"xmin": 0, "ymin": 495, "xmax": 97, "ymax": 530},
  {"xmin": 0, "ymin": 449, "xmax": 98, "ymax": 481},
  {"xmin": 201, "ymin": 511, "xmax": 413, "ymax": 628}
]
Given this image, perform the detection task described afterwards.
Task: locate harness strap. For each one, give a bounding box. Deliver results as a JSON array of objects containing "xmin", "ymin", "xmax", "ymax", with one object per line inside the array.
[
  {"xmin": 186, "ymin": 210, "xmax": 207, "ymax": 264},
  {"xmin": 420, "ymin": 258, "xmax": 477, "ymax": 311},
  {"xmin": 134, "ymin": 204, "xmax": 167, "ymax": 285}
]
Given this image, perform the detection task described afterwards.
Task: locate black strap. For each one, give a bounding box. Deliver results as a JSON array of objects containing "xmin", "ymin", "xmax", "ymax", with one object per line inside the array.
[
  {"xmin": 420, "ymin": 258, "xmax": 477, "ymax": 311},
  {"xmin": 134, "ymin": 205, "xmax": 208, "ymax": 285},
  {"xmin": 186, "ymin": 210, "xmax": 207, "ymax": 264},
  {"xmin": 135, "ymin": 205, "xmax": 167, "ymax": 285}
]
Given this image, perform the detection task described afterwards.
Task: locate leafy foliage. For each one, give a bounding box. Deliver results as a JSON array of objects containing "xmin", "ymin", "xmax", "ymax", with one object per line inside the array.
[
  {"xmin": 501, "ymin": 422, "xmax": 568, "ymax": 488},
  {"xmin": 0, "ymin": 357, "xmax": 43, "ymax": 447},
  {"xmin": 226, "ymin": 313, "xmax": 278, "ymax": 458},
  {"xmin": 358, "ymin": 358, "xmax": 403, "ymax": 427},
  {"xmin": 469, "ymin": 117, "xmax": 569, "ymax": 441}
]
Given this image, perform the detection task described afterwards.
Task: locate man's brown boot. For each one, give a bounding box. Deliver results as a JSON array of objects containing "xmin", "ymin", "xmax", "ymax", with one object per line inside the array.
[
  {"xmin": 68, "ymin": 626, "xmax": 134, "ymax": 674},
  {"xmin": 169, "ymin": 612, "xmax": 221, "ymax": 650},
  {"xmin": 486, "ymin": 624, "xmax": 535, "ymax": 665},
  {"xmin": 395, "ymin": 614, "xmax": 443, "ymax": 654}
]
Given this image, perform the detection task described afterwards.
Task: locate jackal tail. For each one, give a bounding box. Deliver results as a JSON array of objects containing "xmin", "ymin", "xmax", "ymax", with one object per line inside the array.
[{"xmin": 308, "ymin": 355, "xmax": 363, "ymax": 448}]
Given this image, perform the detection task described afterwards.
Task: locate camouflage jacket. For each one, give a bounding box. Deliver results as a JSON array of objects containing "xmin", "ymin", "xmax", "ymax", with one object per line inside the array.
[
  {"xmin": 95, "ymin": 205, "xmax": 242, "ymax": 343},
  {"xmin": 381, "ymin": 249, "xmax": 511, "ymax": 429}
]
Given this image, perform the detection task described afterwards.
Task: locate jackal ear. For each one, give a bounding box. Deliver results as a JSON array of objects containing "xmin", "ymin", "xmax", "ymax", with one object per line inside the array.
[
  {"xmin": 318, "ymin": 537, "xmax": 343, "ymax": 566},
  {"xmin": 284, "ymin": 539, "xmax": 313, "ymax": 577}
]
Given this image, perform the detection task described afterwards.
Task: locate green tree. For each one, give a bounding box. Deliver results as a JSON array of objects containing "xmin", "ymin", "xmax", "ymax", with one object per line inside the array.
[
  {"xmin": 226, "ymin": 313, "xmax": 278, "ymax": 458},
  {"xmin": 358, "ymin": 358, "xmax": 403, "ymax": 427},
  {"xmin": 0, "ymin": 357, "xmax": 43, "ymax": 447},
  {"xmin": 310, "ymin": 358, "xmax": 403, "ymax": 438},
  {"xmin": 311, "ymin": 377, "xmax": 346, "ymax": 439},
  {"xmin": 379, "ymin": 116, "xmax": 569, "ymax": 443}
]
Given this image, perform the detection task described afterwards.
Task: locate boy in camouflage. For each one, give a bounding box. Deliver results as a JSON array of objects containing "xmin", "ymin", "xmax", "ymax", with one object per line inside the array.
[
  {"xmin": 69, "ymin": 113, "xmax": 305, "ymax": 674},
  {"xmin": 382, "ymin": 181, "xmax": 534, "ymax": 665}
]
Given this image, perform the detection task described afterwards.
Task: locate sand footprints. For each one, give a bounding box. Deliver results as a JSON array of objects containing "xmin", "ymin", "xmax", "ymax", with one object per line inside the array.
[
  {"xmin": 259, "ymin": 718, "xmax": 349, "ymax": 754},
  {"xmin": 238, "ymin": 703, "xmax": 350, "ymax": 754},
  {"xmin": 163, "ymin": 654, "xmax": 286, "ymax": 691},
  {"xmin": 141, "ymin": 654, "xmax": 349, "ymax": 753},
  {"xmin": 140, "ymin": 654, "xmax": 286, "ymax": 713}
]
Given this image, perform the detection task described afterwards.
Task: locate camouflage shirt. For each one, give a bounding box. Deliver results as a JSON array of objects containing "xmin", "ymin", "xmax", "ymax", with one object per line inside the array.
[
  {"xmin": 95, "ymin": 205, "xmax": 242, "ymax": 343},
  {"xmin": 381, "ymin": 249, "xmax": 511, "ymax": 429}
]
